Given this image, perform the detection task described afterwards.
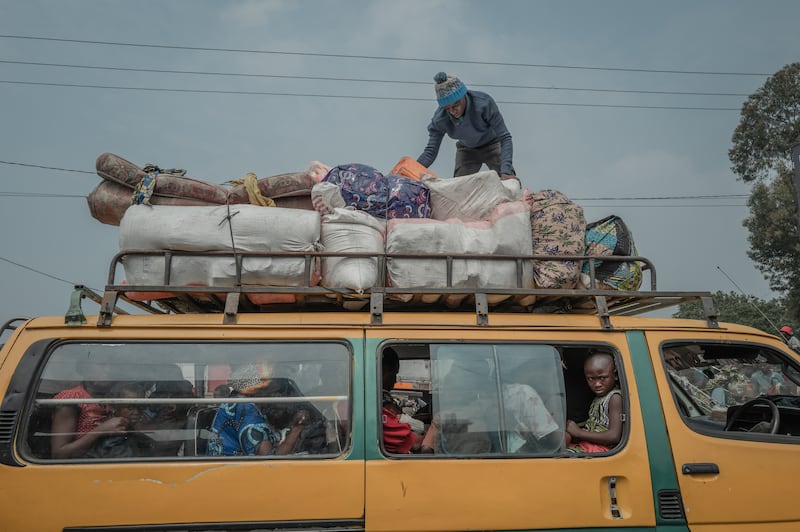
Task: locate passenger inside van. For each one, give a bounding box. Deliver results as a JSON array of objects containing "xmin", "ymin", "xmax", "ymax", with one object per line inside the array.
[
  {"xmin": 566, "ymin": 351, "xmax": 623, "ymax": 453},
  {"xmin": 85, "ymin": 381, "xmax": 155, "ymax": 459},
  {"xmin": 421, "ymin": 353, "xmax": 561, "ymax": 454},
  {"xmin": 50, "ymin": 361, "xmax": 130, "ymax": 459},
  {"xmin": 381, "ymin": 349, "xmax": 422, "ymax": 454},
  {"xmin": 206, "ymin": 364, "xmax": 308, "ymax": 456},
  {"xmin": 138, "ymin": 378, "xmax": 195, "ymax": 456},
  {"xmin": 252, "ymin": 378, "xmax": 327, "ymax": 455}
]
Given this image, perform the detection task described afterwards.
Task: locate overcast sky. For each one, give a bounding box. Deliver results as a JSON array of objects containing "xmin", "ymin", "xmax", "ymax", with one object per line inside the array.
[{"xmin": 1, "ymin": 0, "xmax": 797, "ymax": 326}]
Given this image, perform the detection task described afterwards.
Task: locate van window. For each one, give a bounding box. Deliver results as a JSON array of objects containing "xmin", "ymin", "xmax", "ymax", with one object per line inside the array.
[
  {"xmin": 662, "ymin": 343, "xmax": 800, "ymax": 438},
  {"xmin": 381, "ymin": 343, "xmax": 626, "ymax": 457},
  {"xmin": 23, "ymin": 341, "xmax": 351, "ymax": 461}
]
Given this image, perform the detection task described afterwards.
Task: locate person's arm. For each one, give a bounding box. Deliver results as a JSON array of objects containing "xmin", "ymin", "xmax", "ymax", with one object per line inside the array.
[
  {"xmin": 417, "ymin": 122, "xmax": 445, "ymax": 169},
  {"xmin": 483, "ymin": 98, "xmax": 514, "ymax": 177},
  {"xmin": 51, "ymin": 406, "xmax": 127, "ymax": 459},
  {"xmin": 566, "ymin": 394, "xmax": 623, "ymax": 447},
  {"xmin": 275, "ymin": 410, "xmax": 309, "ymax": 455}
]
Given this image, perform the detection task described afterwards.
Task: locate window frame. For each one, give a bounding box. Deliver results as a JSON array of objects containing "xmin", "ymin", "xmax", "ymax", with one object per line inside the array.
[
  {"xmin": 659, "ymin": 339, "xmax": 800, "ymax": 444},
  {"xmin": 378, "ymin": 340, "xmax": 630, "ymax": 459},
  {"xmin": 19, "ymin": 338, "xmax": 354, "ymax": 463}
]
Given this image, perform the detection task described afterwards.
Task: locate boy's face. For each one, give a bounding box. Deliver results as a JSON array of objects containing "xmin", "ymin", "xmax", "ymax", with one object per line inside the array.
[{"xmin": 584, "ymin": 356, "xmax": 616, "ymax": 397}]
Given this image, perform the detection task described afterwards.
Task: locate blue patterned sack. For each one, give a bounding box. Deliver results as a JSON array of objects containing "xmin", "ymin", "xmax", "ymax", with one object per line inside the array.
[
  {"xmin": 323, "ymin": 163, "xmax": 430, "ymax": 219},
  {"xmin": 581, "ymin": 215, "xmax": 642, "ymax": 291}
]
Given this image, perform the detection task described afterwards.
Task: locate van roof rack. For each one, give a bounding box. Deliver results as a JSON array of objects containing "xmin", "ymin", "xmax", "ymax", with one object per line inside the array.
[{"xmin": 78, "ymin": 250, "xmax": 718, "ymax": 330}]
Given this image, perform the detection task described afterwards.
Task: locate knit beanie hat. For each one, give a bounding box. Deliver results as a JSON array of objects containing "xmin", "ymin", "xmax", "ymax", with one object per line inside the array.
[{"xmin": 434, "ymin": 72, "xmax": 467, "ymax": 107}]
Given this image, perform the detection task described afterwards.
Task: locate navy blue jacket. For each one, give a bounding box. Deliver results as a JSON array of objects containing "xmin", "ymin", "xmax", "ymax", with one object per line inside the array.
[{"xmin": 417, "ymin": 90, "xmax": 514, "ymax": 175}]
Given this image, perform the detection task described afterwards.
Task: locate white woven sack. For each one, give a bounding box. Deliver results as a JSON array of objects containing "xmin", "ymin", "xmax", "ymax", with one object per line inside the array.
[
  {"xmin": 119, "ymin": 204, "xmax": 320, "ymax": 287},
  {"xmin": 321, "ymin": 209, "xmax": 386, "ymax": 292},
  {"xmin": 423, "ymin": 170, "xmax": 518, "ymax": 222},
  {"xmin": 386, "ymin": 200, "xmax": 533, "ymax": 296}
]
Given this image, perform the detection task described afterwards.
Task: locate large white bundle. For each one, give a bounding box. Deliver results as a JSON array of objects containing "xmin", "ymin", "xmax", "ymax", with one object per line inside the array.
[
  {"xmin": 120, "ymin": 204, "xmax": 319, "ymax": 251},
  {"xmin": 386, "ymin": 201, "xmax": 533, "ymax": 300},
  {"xmin": 119, "ymin": 204, "xmax": 321, "ymax": 287},
  {"xmin": 321, "ymin": 209, "xmax": 386, "ymax": 292},
  {"xmin": 423, "ymin": 170, "xmax": 519, "ymax": 222}
]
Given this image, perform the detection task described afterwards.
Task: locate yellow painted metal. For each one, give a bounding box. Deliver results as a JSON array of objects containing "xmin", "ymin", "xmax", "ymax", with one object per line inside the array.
[{"xmin": 645, "ymin": 330, "xmax": 800, "ymax": 531}]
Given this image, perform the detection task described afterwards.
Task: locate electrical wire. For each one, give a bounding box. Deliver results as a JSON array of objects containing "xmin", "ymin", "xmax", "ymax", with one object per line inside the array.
[
  {"xmin": 0, "ymin": 59, "xmax": 752, "ymax": 97},
  {"xmin": 0, "ymin": 80, "xmax": 741, "ymax": 111},
  {"xmin": 0, "ymin": 34, "xmax": 771, "ymax": 76},
  {"xmin": 0, "ymin": 255, "xmax": 84, "ymax": 288}
]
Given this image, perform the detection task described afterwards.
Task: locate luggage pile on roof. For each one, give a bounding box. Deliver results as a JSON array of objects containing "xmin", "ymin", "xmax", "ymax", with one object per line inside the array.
[{"xmin": 87, "ymin": 152, "xmax": 643, "ymax": 307}]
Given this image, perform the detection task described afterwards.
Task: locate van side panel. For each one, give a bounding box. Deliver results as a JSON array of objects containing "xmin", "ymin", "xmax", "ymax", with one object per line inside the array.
[
  {"xmin": 364, "ymin": 329, "xmax": 659, "ymax": 531},
  {"xmin": 0, "ymin": 328, "xmax": 366, "ymax": 532},
  {"xmin": 646, "ymin": 330, "xmax": 800, "ymax": 531},
  {"xmin": 625, "ymin": 331, "xmax": 689, "ymax": 529}
]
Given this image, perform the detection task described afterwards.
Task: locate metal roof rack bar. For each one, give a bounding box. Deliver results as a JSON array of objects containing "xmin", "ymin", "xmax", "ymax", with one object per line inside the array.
[{"xmin": 88, "ymin": 250, "xmax": 714, "ymax": 327}]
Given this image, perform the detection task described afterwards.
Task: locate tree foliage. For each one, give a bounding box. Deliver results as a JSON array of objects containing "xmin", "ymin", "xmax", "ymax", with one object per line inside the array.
[
  {"xmin": 728, "ymin": 62, "xmax": 800, "ymax": 324},
  {"xmin": 744, "ymin": 172, "xmax": 800, "ymax": 292},
  {"xmin": 672, "ymin": 290, "xmax": 794, "ymax": 335},
  {"xmin": 729, "ymin": 62, "xmax": 800, "ymax": 182}
]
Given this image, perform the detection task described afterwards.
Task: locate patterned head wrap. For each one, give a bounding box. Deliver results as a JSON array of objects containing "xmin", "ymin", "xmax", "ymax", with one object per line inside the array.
[{"xmin": 229, "ymin": 362, "xmax": 272, "ymax": 395}]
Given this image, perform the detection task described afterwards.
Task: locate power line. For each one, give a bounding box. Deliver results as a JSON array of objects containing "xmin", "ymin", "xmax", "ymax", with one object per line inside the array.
[
  {"xmin": 575, "ymin": 194, "xmax": 747, "ymax": 200},
  {"xmin": 0, "ymin": 160, "xmax": 751, "ymax": 202},
  {"xmin": 0, "ymin": 59, "xmax": 751, "ymax": 97},
  {"xmin": 0, "ymin": 192, "xmax": 87, "ymax": 198},
  {"xmin": 0, "ymin": 160, "xmax": 94, "ymax": 174},
  {"xmin": 0, "ymin": 191, "xmax": 748, "ymax": 206},
  {"xmin": 0, "ymin": 34, "xmax": 771, "ymax": 76},
  {"xmin": 0, "ymin": 80, "xmax": 741, "ymax": 111},
  {"xmin": 0, "ymin": 255, "xmax": 82, "ymax": 287}
]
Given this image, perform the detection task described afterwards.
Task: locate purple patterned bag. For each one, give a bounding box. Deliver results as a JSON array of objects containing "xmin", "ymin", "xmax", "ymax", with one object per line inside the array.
[{"xmin": 323, "ymin": 163, "xmax": 430, "ymax": 219}]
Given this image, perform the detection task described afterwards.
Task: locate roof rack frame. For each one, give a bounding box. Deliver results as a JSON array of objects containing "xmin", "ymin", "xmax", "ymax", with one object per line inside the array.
[{"xmin": 89, "ymin": 250, "xmax": 717, "ymax": 328}]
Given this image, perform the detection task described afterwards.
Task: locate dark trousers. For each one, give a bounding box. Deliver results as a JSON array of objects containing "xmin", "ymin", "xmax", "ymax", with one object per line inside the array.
[{"xmin": 453, "ymin": 140, "xmax": 514, "ymax": 177}]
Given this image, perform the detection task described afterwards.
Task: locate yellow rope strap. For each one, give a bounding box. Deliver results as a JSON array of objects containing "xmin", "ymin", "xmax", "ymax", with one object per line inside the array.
[{"xmin": 235, "ymin": 172, "xmax": 275, "ymax": 207}]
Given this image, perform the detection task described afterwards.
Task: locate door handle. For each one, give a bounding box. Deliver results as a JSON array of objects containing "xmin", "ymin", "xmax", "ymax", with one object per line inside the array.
[{"xmin": 681, "ymin": 462, "xmax": 719, "ymax": 475}]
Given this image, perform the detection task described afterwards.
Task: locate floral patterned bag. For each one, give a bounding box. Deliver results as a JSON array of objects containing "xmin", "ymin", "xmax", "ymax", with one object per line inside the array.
[{"xmin": 526, "ymin": 189, "xmax": 586, "ymax": 289}]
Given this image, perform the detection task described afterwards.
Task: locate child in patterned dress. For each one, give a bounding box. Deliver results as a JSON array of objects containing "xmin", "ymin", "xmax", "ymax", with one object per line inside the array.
[{"xmin": 566, "ymin": 352, "xmax": 623, "ymax": 453}]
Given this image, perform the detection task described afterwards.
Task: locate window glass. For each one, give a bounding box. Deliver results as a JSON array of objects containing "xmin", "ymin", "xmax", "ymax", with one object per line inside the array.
[
  {"xmin": 662, "ymin": 343, "xmax": 800, "ymax": 436},
  {"xmin": 382, "ymin": 343, "xmax": 606, "ymax": 457},
  {"xmin": 25, "ymin": 342, "xmax": 351, "ymax": 461}
]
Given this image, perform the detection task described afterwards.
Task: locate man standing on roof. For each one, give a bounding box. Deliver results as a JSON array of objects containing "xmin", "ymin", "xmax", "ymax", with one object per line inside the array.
[
  {"xmin": 779, "ymin": 326, "xmax": 800, "ymax": 352},
  {"xmin": 417, "ymin": 72, "xmax": 516, "ymax": 180}
]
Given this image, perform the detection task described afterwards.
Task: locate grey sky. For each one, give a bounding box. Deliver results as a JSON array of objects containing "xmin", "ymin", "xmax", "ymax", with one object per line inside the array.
[{"xmin": 1, "ymin": 0, "xmax": 797, "ymax": 324}]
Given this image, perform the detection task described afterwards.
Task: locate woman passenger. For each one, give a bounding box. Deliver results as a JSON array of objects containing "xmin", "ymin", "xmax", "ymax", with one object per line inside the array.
[
  {"xmin": 206, "ymin": 364, "xmax": 308, "ymax": 456},
  {"xmin": 50, "ymin": 361, "xmax": 131, "ymax": 459}
]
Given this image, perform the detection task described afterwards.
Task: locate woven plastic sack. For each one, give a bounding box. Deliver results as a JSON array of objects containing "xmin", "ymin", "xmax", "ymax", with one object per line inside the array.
[
  {"xmin": 527, "ymin": 190, "xmax": 586, "ymax": 289},
  {"xmin": 386, "ymin": 200, "xmax": 533, "ymax": 304},
  {"xmin": 119, "ymin": 204, "xmax": 321, "ymax": 289},
  {"xmin": 423, "ymin": 170, "xmax": 517, "ymax": 222},
  {"xmin": 320, "ymin": 209, "xmax": 385, "ymax": 292},
  {"xmin": 581, "ymin": 215, "xmax": 642, "ymax": 291}
]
